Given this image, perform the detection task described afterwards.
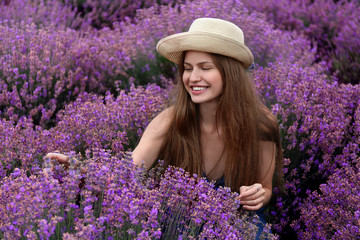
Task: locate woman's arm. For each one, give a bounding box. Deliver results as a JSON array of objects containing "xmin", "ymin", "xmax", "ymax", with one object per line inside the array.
[
  {"xmin": 44, "ymin": 108, "xmax": 173, "ymax": 172},
  {"xmin": 238, "ymin": 140, "xmax": 276, "ymax": 211},
  {"xmin": 132, "ymin": 107, "xmax": 173, "ymax": 170}
]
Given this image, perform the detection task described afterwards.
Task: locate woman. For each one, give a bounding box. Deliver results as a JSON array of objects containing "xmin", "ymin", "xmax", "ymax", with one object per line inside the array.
[
  {"xmin": 133, "ymin": 17, "xmax": 282, "ymax": 211},
  {"xmin": 46, "ymin": 18, "xmax": 283, "ymax": 212}
]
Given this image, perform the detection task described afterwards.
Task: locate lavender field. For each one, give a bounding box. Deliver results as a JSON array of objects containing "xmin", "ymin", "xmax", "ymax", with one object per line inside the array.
[{"xmin": 1, "ymin": 0, "xmax": 359, "ymax": 239}]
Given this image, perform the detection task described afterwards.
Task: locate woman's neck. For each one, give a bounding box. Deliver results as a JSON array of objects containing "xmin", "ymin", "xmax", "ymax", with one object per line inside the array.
[{"xmin": 199, "ymin": 101, "xmax": 219, "ymax": 133}]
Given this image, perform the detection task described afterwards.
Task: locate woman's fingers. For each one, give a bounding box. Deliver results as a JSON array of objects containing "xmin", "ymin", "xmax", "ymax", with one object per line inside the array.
[
  {"xmin": 241, "ymin": 199, "xmax": 265, "ymax": 211},
  {"xmin": 240, "ymin": 189, "xmax": 265, "ymax": 201},
  {"xmin": 239, "ymin": 184, "xmax": 263, "ymax": 198},
  {"xmin": 44, "ymin": 153, "xmax": 69, "ymax": 164},
  {"xmin": 240, "ymin": 195, "xmax": 265, "ymax": 207},
  {"xmin": 238, "ymin": 184, "xmax": 265, "ymax": 211}
]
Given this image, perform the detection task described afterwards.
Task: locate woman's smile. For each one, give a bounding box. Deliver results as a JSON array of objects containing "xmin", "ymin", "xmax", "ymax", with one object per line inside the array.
[{"xmin": 190, "ymin": 85, "xmax": 209, "ymax": 94}]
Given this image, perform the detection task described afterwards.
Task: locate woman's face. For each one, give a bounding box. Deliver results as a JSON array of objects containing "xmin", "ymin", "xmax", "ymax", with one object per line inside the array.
[{"xmin": 182, "ymin": 51, "xmax": 223, "ymax": 105}]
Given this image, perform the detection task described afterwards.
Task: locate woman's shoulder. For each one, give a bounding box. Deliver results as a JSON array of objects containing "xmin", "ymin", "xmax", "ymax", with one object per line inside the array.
[
  {"xmin": 144, "ymin": 107, "xmax": 174, "ymax": 137},
  {"xmin": 151, "ymin": 106, "xmax": 174, "ymax": 124},
  {"xmin": 156, "ymin": 106, "xmax": 175, "ymax": 120}
]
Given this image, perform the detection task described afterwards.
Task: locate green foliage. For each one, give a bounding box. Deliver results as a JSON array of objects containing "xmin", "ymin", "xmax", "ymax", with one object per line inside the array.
[{"xmin": 123, "ymin": 51, "xmax": 177, "ymax": 89}]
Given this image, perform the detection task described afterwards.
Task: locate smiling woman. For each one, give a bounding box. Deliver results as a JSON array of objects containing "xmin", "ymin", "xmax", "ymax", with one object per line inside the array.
[
  {"xmin": 46, "ymin": 17, "xmax": 283, "ymax": 238},
  {"xmin": 134, "ymin": 17, "xmax": 283, "ymax": 213}
]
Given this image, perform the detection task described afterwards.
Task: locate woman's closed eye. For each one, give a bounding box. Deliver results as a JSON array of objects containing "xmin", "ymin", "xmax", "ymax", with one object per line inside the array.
[
  {"xmin": 201, "ymin": 67, "xmax": 212, "ymax": 71},
  {"xmin": 183, "ymin": 67, "xmax": 212, "ymax": 71}
]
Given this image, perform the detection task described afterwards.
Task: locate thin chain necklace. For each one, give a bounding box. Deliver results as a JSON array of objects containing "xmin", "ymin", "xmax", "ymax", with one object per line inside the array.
[{"xmin": 203, "ymin": 146, "xmax": 225, "ymax": 180}]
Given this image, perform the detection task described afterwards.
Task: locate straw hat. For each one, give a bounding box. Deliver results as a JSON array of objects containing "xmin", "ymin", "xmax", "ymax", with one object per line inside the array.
[{"xmin": 156, "ymin": 18, "xmax": 254, "ymax": 68}]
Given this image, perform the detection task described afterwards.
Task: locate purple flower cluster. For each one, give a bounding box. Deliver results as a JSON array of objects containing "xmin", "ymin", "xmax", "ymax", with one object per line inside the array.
[
  {"xmin": 241, "ymin": 0, "xmax": 360, "ymax": 84},
  {"xmin": 0, "ymin": 0, "xmax": 84, "ymax": 29},
  {"xmin": 68, "ymin": 0, "xmax": 191, "ymax": 29},
  {"xmin": 0, "ymin": 117, "xmax": 44, "ymax": 175},
  {"xmin": 0, "ymin": 84, "xmax": 168, "ymax": 178},
  {"xmin": 0, "ymin": 0, "xmax": 311, "ymax": 127},
  {"xmin": 0, "ymin": 151, "xmax": 276, "ymax": 239},
  {"xmin": 293, "ymin": 162, "xmax": 360, "ymax": 239},
  {"xmin": 156, "ymin": 166, "xmax": 274, "ymax": 239},
  {"xmin": 45, "ymin": 84, "xmax": 169, "ymax": 155},
  {"xmin": 253, "ymin": 60, "xmax": 360, "ymax": 236},
  {"xmin": 0, "ymin": 167, "xmax": 81, "ymax": 239},
  {"xmin": 258, "ymin": 63, "xmax": 358, "ymax": 173}
]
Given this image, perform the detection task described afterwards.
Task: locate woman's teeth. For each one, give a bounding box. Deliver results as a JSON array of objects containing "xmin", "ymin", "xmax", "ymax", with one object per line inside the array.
[{"xmin": 192, "ymin": 87, "xmax": 207, "ymax": 91}]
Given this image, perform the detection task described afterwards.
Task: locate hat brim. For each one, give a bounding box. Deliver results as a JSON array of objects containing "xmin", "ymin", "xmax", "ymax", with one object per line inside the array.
[{"xmin": 156, "ymin": 31, "xmax": 254, "ymax": 68}]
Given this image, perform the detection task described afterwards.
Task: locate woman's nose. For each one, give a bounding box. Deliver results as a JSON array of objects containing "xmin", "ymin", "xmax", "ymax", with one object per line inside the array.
[{"xmin": 189, "ymin": 69, "xmax": 201, "ymax": 82}]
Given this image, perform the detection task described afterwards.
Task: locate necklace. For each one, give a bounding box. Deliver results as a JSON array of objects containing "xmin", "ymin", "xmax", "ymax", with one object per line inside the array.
[{"xmin": 203, "ymin": 146, "xmax": 225, "ymax": 180}]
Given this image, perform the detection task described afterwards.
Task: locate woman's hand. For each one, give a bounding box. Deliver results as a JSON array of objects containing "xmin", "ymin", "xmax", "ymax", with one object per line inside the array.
[
  {"xmin": 44, "ymin": 152, "xmax": 70, "ymax": 165},
  {"xmin": 238, "ymin": 183, "xmax": 266, "ymax": 211},
  {"xmin": 43, "ymin": 152, "xmax": 83, "ymax": 177}
]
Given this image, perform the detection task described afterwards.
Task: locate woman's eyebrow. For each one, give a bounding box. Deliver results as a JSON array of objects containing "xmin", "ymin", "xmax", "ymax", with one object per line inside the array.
[{"xmin": 183, "ymin": 61, "xmax": 213, "ymax": 66}]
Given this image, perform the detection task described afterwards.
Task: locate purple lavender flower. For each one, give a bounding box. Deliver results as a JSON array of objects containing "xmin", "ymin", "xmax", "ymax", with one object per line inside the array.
[{"xmin": 293, "ymin": 162, "xmax": 360, "ymax": 239}]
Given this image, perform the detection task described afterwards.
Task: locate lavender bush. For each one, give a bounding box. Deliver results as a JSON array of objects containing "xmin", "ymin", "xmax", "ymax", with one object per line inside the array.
[
  {"xmin": 0, "ymin": 19, "xmax": 169, "ymax": 126},
  {"xmin": 241, "ymin": 0, "xmax": 360, "ymax": 85},
  {"xmin": 0, "ymin": 0, "xmax": 312, "ymax": 128},
  {"xmin": 0, "ymin": 117, "xmax": 45, "ymax": 176},
  {"xmin": 68, "ymin": 0, "xmax": 191, "ymax": 29},
  {"xmin": 0, "ymin": 0, "xmax": 85, "ymax": 30},
  {"xmin": 293, "ymin": 161, "xmax": 360, "ymax": 239},
  {"xmin": 0, "ymin": 151, "xmax": 276, "ymax": 239},
  {"xmin": 0, "ymin": 167, "xmax": 81, "ymax": 239},
  {"xmin": 253, "ymin": 61, "xmax": 360, "ymax": 237},
  {"xmin": 44, "ymin": 84, "xmax": 169, "ymax": 155},
  {"xmin": 0, "ymin": 84, "xmax": 168, "ymax": 177}
]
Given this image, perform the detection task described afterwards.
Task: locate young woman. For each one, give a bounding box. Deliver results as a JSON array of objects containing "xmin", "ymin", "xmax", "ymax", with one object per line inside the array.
[
  {"xmin": 133, "ymin": 18, "xmax": 283, "ymax": 211},
  {"xmin": 46, "ymin": 18, "xmax": 283, "ymax": 212}
]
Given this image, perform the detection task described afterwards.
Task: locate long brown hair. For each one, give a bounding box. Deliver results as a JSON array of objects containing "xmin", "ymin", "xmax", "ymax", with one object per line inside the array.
[{"xmin": 158, "ymin": 52, "xmax": 283, "ymax": 192}]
